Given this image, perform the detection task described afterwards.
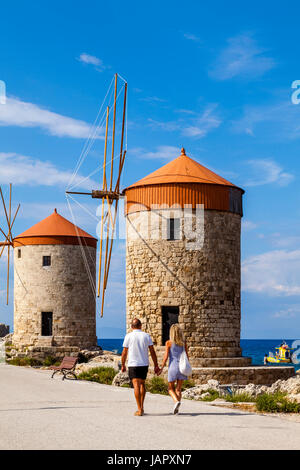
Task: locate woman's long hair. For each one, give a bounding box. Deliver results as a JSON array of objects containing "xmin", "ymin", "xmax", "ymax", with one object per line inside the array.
[{"xmin": 169, "ymin": 324, "xmax": 184, "ymax": 347}]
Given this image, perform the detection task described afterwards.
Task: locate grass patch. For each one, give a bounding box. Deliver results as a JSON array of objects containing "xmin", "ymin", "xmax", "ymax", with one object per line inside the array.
[
  {"xmin": 225, "ymin": 393, "xmax": 256, "ymax": 403},
  {"xmin": 146, "ymin": 376, "xmax": 169, "ymax": 395},
  {"xmin": 7, "ymin": 357, "xmax": 42, "ymax": 367},
  {"xmin": 77, "ymin": 367, "xmax": 117, "ymax": 385},
  {"xmin": 256, "ymin": 392, "xmax": 300, "ymax": 413}
]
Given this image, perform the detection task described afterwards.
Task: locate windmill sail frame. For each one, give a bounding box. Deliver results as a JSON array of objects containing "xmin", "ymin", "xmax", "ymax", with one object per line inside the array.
[{"xmin": 66, "ymin": 73, "xmax": 128, "ymax": 317}]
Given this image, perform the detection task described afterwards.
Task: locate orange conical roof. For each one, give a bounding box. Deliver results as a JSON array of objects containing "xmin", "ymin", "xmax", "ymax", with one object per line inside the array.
[
  {"xmin": 14, "ymin": 209, "xmax": 97, "ymax": 248},
  {"xmin": 126, "ymin": 148, "xmax": 237, "ymax": 189}
]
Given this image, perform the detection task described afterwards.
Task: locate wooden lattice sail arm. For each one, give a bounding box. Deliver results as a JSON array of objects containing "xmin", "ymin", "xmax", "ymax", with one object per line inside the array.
[{"xmin": 0, "ymin": 184, "xmax": 20, "ymax": 305}]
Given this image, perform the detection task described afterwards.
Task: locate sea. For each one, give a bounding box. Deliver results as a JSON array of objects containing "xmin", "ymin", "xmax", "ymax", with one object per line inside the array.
[{"xmin": 97, "ymin": 338, "xmax": 300, "ymax": 373}]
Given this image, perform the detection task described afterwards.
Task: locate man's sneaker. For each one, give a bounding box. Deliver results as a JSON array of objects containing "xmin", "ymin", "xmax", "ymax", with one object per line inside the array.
[{"xmin": 173, "ymin": 401, "xmax": 181, "ymax": 414}]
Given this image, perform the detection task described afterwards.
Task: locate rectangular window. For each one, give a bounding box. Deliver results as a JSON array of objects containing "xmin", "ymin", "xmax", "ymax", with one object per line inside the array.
[
  {"xmin": 41, "ymin": 312, "xmax": 53, "ymax": 336},
  {"xmin": 43, "ymin": 255, "xmax": 51, "ymax": 267},
  {"xmin": 167, "ymin": 218, "xmax": 180, "ymax": 241},
  {"xmin": 18, "ymin": 249, "xmax": 21, "ymax": 258},
  {"xmin": 162, "ymin": 306, "xmax": 179, "ymax": 345}
]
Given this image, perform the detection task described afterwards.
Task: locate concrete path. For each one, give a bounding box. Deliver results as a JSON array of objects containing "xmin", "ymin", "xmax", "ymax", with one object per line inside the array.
[{"xmin": 0, "ymin": 364, "xmax": 299, "ymax": 450}]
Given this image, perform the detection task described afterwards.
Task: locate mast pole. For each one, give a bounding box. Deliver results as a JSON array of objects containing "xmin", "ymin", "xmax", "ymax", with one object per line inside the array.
[
  {"xmin": 97, "ymin": 106, "xmax": 110, "ymax": 297},
  {"xmin": 109, "ymin": 73, "xmax": 118, "ymax": 192}
]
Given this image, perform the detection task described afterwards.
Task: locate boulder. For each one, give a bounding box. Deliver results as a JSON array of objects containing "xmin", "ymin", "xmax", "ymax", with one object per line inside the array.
[
  {"xmin": 112, "ymin": 371, "xmax": 131, "ymax": 387},
  {"xmin": 235, "ymin": 383, "xmax": 269, "ymax": 398},
  {"xmin": 207, "ymin": 379, "xmax": 220, "ymax": 391},
  {"xmin": 287, "ymin": 393, "xmax": 300, "ymax": 404},
  {"xmin": 269, "ymin": 376, "xmax": 300, "ymax": 395},
  {"xmin": 75, "ymin": 353, "xmax": 121, "ymax": 374},
  {"xmin": 79, "ymin": 347, "xmax": 103, "ymax": 361},
  {"xmin": 200, "ymin": 392, "xmax": 211, "ymax": 400}
]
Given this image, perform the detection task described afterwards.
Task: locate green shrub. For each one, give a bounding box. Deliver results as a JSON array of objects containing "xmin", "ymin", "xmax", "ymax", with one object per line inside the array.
[
  {"xmin": 226, "ymin": 392, "xmax": 256, "ymax": 403},
  {"xmin": 200, "ymin": 389, "xmax": 220, "ymax": 401},
  {"xmin": 146, "ymin": 376, "xmax": 169, "ymax": 395},
  {"xmin": 256, "ymin": 392, "xmax": 300, "ymax": 413},
  {"xmin": 7, "ymin": 357, "xmax": 42, "ymax": 367},
  {"xmin": 181, "ymin": 379, "xmax": 195, "ymax": 391},
  {"xmin": 43, "ymin": 356, "xmax": 60, "ymax": 367},
  {"xmin": 77, "ymin": 367, "xmax": 117, "ymax": 385}
]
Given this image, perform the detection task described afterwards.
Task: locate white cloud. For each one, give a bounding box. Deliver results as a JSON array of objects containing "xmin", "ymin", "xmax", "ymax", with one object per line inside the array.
[
  {"xmin": 140, "ymin": 96, "xmax": 167, "ymax": 104},
  {"xmin": 273, "ymin": 306, "xmax": 300, "ymax": 319},
  {"xmin": 131, "ymin": 146, "xmax": 180, "ymax": 161},
  {"xmin": 0, "ymin": 152, "xmax": 97, "ymax": 189},
  {"xmin": 232, "ymin": 100, "xmax": 300, "ymax": 140},
  {"xmin": 209, "ymin": 34, "xmax": 275, "ymax": 80},
  {"xmin": 0, "ymin": 97, "xmax": 96, "ymax": 138},
  {"xmin": 78, "ymin": 53, "xmax": 102, "ymax": 66},
  {"xmin": 242, "ymin": 220, "xmax": 258, "ymax": 231},
  {"xmin": 148, "ymin": 105, "xmax": 221, "ymax": 139},
  {"xmin": 243, "ymin": 159, "xmax": 294, "ymax": 187},
  {"xmin": 271, "ymin": 235, "xmax": 300, "ymax": 249},
  {"xmin": 183, "ymin": 33, "xmax": 201, "ymax": 42},
  {"xmin": 78, "ymin": 53, "xmax": 107, "ymax": 72},
  {"xmin": 242, "ymin": 249, "xmax": 300, "ymax": 296}
]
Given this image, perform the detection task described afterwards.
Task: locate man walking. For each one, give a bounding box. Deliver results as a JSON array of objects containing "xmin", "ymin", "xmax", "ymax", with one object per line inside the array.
[{"xmin": 121, "ymin": 318, "xmax": 160, "ymax": 416}]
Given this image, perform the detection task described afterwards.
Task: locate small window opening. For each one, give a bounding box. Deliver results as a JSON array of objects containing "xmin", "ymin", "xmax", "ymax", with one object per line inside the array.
[
  {"xmin": 18, "ymin": 249, "xmax": 21, "ymax": 258},
  {"xmin": 43, "ymin": 255, "xmax": 51, "ymax": 267},
  {"xmin": 167, "ymin": 218, "xmax": 180, "ymax": 241}
]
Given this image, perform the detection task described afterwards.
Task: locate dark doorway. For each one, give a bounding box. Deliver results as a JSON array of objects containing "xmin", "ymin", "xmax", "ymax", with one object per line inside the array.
[
  {"xmin": 162, "ymin": 306, "xmax": 179, "ymax": 345},
  {"xmin": 41, "ymin": 312, "xmax": 53, "ymax": 336}
]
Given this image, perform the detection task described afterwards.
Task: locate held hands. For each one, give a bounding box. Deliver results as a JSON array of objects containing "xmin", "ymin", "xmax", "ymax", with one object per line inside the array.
[{"xmin": 154, "ymin": 365, "xmax": 161, "ymax": 375}]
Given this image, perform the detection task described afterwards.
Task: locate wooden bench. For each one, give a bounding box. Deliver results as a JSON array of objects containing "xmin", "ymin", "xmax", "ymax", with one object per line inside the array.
[{"xmin": 50, "ymin": 356, "xmax": 78, "ymax": 380}]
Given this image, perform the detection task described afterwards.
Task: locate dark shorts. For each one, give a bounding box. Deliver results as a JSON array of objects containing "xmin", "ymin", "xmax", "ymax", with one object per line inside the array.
[{"xmin": 128, "ymin": 366, "xmax": 149, "ymax": 381}]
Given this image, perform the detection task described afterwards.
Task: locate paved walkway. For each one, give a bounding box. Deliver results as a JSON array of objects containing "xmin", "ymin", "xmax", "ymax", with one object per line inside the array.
[{"xmin": 0, "ymin": 364, "xmax": 299, "ymax": 450}]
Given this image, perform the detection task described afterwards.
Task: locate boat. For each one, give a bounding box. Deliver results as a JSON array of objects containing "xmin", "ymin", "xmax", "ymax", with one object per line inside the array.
[{"xmin": 264, "ymin": 341, "xmax": 295, "ymax": 364}]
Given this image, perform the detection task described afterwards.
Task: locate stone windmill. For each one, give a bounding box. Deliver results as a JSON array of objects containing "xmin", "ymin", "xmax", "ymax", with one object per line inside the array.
[
  {"xmin": 122, "ymin": 148, "xmax": 295, "ymax": 385},
  {"xmin": 12, "ymin": 209, "xmax": 98, "ymax": 356}
]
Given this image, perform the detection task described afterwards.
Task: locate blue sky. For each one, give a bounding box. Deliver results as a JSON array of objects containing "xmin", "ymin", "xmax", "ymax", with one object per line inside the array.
[{"xmin": 0, "ymin": 0, "xmax": 300, "ymax": 339}]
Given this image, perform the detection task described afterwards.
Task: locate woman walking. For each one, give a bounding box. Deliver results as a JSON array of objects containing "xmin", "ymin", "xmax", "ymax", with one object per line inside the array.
[{"xmin": 159, "ymin": 324, "xmax": 189, "ymax": 414}]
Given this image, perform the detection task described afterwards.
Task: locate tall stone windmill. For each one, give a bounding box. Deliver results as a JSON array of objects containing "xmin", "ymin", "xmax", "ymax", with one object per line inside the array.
[{"xmin": 122, "ymin": 148, "xmax": 295, "ymax": 385}]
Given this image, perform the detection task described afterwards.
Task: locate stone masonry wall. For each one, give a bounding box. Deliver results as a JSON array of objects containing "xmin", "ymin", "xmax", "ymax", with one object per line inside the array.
[
  {"xmin": 126, "ymin": 209, "xmax": 242, "ymax": 360},
  {"xmin": 13, "ymin": 244, "xmax": 97, "ymax": 349}
]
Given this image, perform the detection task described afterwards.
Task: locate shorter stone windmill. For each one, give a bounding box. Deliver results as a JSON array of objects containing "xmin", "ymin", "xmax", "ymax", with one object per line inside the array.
[{"xmin": 0, "ymin": 184, "xmax": 20, "ymax": 304}]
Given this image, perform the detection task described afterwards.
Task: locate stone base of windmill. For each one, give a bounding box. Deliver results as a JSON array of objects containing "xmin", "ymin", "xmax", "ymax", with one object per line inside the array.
[
  {"xmin": 4, "ymin": 334, "xmax": 103, "ymax": 363},
  {"xmin": 149, "ymin": 347, "xmax": 295, "ymax": 386}
]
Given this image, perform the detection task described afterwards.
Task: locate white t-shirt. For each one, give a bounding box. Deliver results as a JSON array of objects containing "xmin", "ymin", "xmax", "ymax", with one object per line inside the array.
[{"xmin": 123, "ymin": 330, "xmax": 153, "ymax": 367}]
